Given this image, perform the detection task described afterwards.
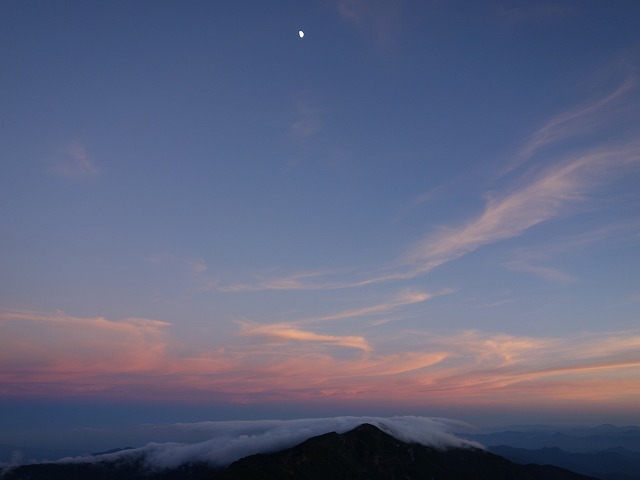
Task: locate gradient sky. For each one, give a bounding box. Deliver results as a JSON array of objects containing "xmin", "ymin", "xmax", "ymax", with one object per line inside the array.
[{"xmin": 2, "ymin": 0, "xmax": 640, "ymax": 432}]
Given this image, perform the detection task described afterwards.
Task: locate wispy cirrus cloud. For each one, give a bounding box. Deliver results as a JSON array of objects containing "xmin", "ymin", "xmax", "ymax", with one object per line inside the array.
[
  {"xmin": 504, "ymin": 260, "xmax": 576, "ymax": 283},
  {"xmin": 146, "ymin": 252, "xmax": 208, "ymax": 276},
  {"xmin": 296, "ymin": 289, "xmax": 451, "ymax": 325},
  {"xmin": 386, "ymin": 329, "xmax": 640, "ymax": 406},
  {"xmin": 496, "ymin": 2, "xmax": 576, "ymax": 26},
  {"xmin": 214, "ymin": 265, "xmax": 438, "ymax": 292},
  {"xmin": 234, "ymin": 289, "xmax": 444, "ymax": 353},
  {"xmin": 2, "ymin": 310, "xmax": 640, "ymax": 407},
  {"xmin": 190, "ymin": 328, "xmax": 640, "ymax": 406},
  {"xmin": 502, "ymin": 219, "xmax": 640, "ymax": 282},
  {"xmin": 214, "ymin": 269, "xmax": 341, "ymax": 292},
  {"xmin": 334, "ymin": 0, "xmax": 403, "ymax": 49},
  {"xmin": 48, "ymin": 141, "xmax": 100, "ymax": 180},
  {"xmin": 503, "ymin": 77, "xmax": 637, "ymax": 176},
  {"xmin": 239, "ymin": 322, "xmax": 371, "ymax": 352},
  {"xmin": 214, "ymin": 79, "xmax": 640, "ymax": 293},
  {"xmin": 289, "ymin": 97, "xmax": 323, "ymax": 140},
  {"xmin": 0, "ymin": 311, "xmax": 170, "ymax": 392},
  {"xmin": 402, "ymin": 141, "xmax": 640, "ymax": 275}
]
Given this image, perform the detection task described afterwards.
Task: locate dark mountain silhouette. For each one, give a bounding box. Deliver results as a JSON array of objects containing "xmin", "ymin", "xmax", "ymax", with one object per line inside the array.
[
  {"xmin": 215, "ymin": 423, "xmax": 596, "ymax": 479},
  {"xmin": 463, "ymin": 425, "xmax": 640, "ymax": 452},
  {"xmin": 0, "ymin": 423, "xmax": 597, "ymax": 480},
  {"xmin": 0, "ymin": 453, "xmax": 217, "ymax": 480},
  {"xmin": 490, "ymin": 444, "xmax": 640, "ymax": 480}
]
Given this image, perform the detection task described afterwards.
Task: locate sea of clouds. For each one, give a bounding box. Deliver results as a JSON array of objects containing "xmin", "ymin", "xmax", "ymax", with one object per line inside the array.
[{"xmin": 57, "ymin": 416, "xmax": 483, "ymax": 469}]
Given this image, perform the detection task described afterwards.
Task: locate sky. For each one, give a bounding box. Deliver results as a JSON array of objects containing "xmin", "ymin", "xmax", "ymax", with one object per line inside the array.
[{"xmin": 2, "ymin": 0, "xmax": 640, "ymax": 439}]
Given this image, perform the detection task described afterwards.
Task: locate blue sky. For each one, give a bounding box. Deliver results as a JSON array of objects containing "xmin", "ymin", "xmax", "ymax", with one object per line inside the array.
[{"xmin": 1, "ymin": 0, "xmax": 640, "ymax": 431}]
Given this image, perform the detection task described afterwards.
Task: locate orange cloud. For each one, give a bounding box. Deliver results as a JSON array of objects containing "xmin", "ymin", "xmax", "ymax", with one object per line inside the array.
[
  {"xmin": 0, "ymin": 311, "xmax": 169, "ymax": 368},
  {"xmin": 239, "ymin": 322, "xmax": 371, "ymax": 352},
  {"xmin": 296, "ymin": 289, "xmax": 443, "ymax": 325},
  {"xmin": 2, "ymin": 310, "xmax": 640, "ymax": 409}
]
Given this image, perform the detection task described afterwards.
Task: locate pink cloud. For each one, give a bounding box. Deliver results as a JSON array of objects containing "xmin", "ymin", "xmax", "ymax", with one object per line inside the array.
[
  {"xmin": 49, "ymin": 141, "xmax": 100, "ymax": 180},
  {"xmin": 2, "ymin": 311, "xmax": 639, "ymax": 409},
  {"xmin": 239, "ymin": 322, "xmax": 372, "ymax": 352},
  {"xmin": 402, "ymin": 144, "xmax": 640, "ymax": 275},
  {"xmin": 334, "ymin": 0, "xmax": 402, "ymax": 49}
]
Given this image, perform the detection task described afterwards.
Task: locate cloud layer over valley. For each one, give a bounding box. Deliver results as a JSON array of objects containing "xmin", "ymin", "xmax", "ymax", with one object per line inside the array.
[{"xmin": 54, "ymin": 417, "xmax": 480, "ymax": 470}]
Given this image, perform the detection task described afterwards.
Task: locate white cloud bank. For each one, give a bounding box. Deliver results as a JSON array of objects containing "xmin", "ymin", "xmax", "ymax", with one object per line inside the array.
[{"xmin": 59, "ymin": 416, "xmax": 481, "ymax": 469}]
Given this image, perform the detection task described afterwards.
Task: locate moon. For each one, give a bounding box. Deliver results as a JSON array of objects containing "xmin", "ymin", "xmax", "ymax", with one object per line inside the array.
[{"xmin": 299, "ymin": 30, "xmax": 304, "ymax": 38}]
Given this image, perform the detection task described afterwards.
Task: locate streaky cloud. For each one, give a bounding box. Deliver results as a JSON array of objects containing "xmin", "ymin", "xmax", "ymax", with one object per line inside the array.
[
  {"xmin": 504, "ymin": 260, "xmax": 577, "ymax": 283},
  {"xmin": 239, "ymin": 322, "xmax": 372, "ymax": 352},
  {"xmin": 500, "ymin": 219, "xmax": 640, "ymax": 282},
  {"xmin": 402, "ymin": 143, "xmax": 640, "ymax": 274},
  {"xmin": 146, "ymin": 252, "xmax": 207, "ymax": 276},
  {"xmin": 213, "ymin": 265, "xmax": 451, "ymax": 294},
  {"xmin": 0, "ymin": 310, "xmax": 172, "ymax": 391},
  {"xmin": 503, "ymin": 77, "xmax": 637, "ymax": 176},
  {"xmin": 3, "ymin": 310, "xmax": 639, "ymax": 408},
  {"xmin": 334, "ymin": 0, "xmax": 402, "ymax": 49},
  {"xmin": 295, "ymin": 288, "xmax": 451, "ymax": 325},
  {"xmin": 212, "ymin": 80, "xmax": 640, "ymax": 292},
  {"xmin": 289, "ymin": 96, "xmax": 323, "ymax": 140},
  {"xmin": 214, "ymin": 269, "xmax": 348, "ymax": 292},
  {"xmin": 48, "ymin": 141, "xmax": 100, "ymax": 180},
  {"xmin": 496, "ymin": 3, "xmax": 577, "ymax": 26}
]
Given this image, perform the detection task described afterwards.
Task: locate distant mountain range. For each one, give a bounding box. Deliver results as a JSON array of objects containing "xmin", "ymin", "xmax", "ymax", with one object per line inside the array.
[
  {"xmin": 462, "ymin": 424, "xmax": 640, "ymax": 480},
  {"xmin": 0, "ymin": 423, "xmax": 596, "ymax": 480},
  {"xmin": 462, "ymin": 424, "xmax": 640, "ymax": 452},
  {"xmin": 490, "ymin": 445, "xmax": 640, "ymax": 480}
]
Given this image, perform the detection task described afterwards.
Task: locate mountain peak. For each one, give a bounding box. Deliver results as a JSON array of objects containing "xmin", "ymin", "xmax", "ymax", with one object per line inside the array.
[
  {"xmin": 216, "ymin": 423, "xmax": 596, "ymax": 479},
  {"xmin": 0, "ymin": 423, "xmax": 598, "ymax": 480}
]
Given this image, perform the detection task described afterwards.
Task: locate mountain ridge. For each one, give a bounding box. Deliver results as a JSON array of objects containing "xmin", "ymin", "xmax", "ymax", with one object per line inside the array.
[
  {"xmin": 1, "ymin": 423, "xmax": 598, "ymax": 480},
  {"xmin": 490, "ymin": 444, "xmax": 640, "ymax": 480},
  {"xmin": 215, "ymin": 423, "xmax": 597, "ymax": 479}
]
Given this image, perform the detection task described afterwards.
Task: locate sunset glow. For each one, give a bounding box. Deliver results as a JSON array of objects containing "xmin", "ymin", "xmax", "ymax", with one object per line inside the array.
[{"xmin": 1, "ymin": 1, "xmax": 640, "ymax": 434}]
